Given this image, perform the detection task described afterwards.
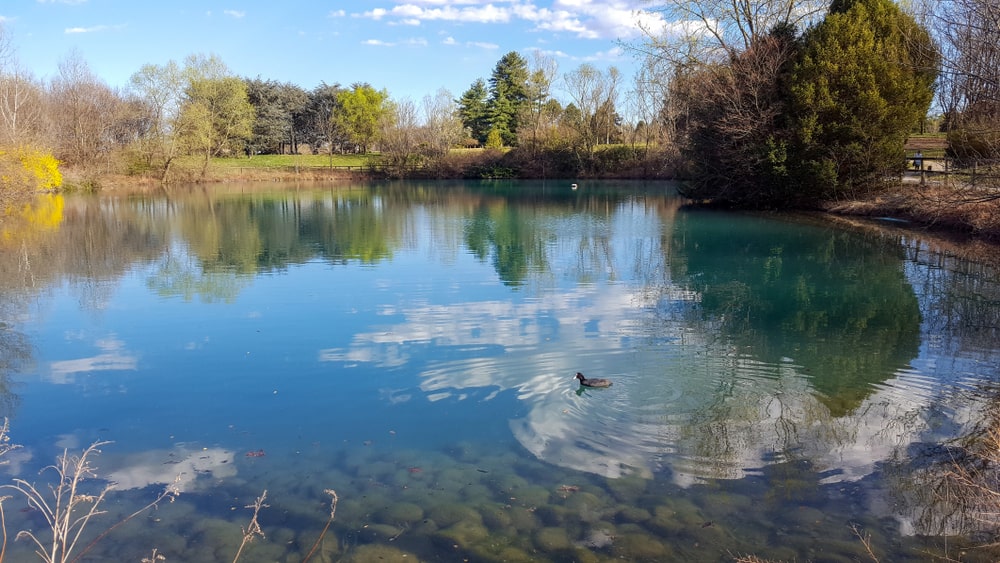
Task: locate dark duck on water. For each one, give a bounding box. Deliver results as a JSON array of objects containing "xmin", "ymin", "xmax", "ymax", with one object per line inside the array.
[{"xmin": 575, "ymin": 372, "xmax": 612, "ymax": 388}]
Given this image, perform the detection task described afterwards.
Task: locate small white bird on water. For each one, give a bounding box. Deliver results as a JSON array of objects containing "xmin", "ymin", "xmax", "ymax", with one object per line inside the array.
[{"xmin": 571, "ymin": 183, "xmax": 578, "ymax": 190}]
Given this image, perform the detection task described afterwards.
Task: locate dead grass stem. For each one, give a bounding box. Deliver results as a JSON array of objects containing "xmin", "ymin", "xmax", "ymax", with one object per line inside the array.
[
  {"xmin": 303, "ymin": 489, "xmax": 338, "ymax": 563},
  {"xmin": 232, "ymin": 490, "xmax": 267, "ymax": 563}
]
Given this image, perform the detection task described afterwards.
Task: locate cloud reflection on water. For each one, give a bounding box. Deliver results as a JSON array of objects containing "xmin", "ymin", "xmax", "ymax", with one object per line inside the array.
[
  {"xmin": 47, "ymin": 335, "xmax": 138, "ymax": 384},
  {"xmin": 106, "ymin": 446, "xmax": 237, "ymax": 492},
  {"xmin": 314, "ymin": 268, "xmax": 971, "ymax": 489}
]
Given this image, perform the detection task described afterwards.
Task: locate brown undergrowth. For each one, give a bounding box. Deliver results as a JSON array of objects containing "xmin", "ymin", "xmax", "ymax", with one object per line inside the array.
[{"xmin": 824, "ymin": 180, "xmax": 1000, "ymax": 240}]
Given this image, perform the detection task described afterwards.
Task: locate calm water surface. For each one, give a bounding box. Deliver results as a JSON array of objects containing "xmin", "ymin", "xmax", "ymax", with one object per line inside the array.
[{"xmin": 2, "ymin": 180, "xmax": 1000, "ymax": 562}]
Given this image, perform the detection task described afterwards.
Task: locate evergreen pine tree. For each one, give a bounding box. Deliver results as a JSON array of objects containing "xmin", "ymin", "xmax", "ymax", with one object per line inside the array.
[
  {"xmin": 487, "ymin": 52, "xmax": 529, "ymax": 146},
  {"xmin": 456, "ymin": 79, "xmax": 490, "ymax": 144}
]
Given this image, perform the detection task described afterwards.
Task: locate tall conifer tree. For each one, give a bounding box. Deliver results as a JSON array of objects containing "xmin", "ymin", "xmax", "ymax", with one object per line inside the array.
[
  {"xmin": 456, "ymin": 79, "xmax": 490, "ymax": 144},
  {"xmin": 487, "ymin": 52, "xmax": 529, "ymax": 146}
]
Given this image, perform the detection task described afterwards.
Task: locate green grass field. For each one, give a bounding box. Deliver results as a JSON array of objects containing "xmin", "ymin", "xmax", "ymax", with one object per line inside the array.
[{"xmin": 205, "ymin": 153, "xmax": 374, "ymax": 170}]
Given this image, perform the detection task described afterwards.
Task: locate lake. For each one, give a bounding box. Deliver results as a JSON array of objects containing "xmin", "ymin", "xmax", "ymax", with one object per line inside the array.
[{"xmin": 1, "ymin": 180, "xmax": 999, "ymax": 562}]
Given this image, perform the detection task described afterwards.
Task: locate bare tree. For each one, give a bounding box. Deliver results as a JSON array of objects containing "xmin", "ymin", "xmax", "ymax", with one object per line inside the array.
[
  {"xmin": 920, "ymin": 0, "xmax": 999, "ymax": 157},
  {"xmin": 420, "ymin": 88, "xmax": 465, "ymax": 157},
  {"xmin": 562, "ymin": 64, "xmax": 622, "ymax": 152},
  {"xmin": 0, "ymin": 22, "xmax": 12, "ymax": 70},
  {"xmin": 598, "ymin": 66, "xmax": 622, "ymax": 145},
  {"xmin": 633, "ymin": 0, "xmax": 826, "ymax": 158},
  {"xmin": 0, "ymin": 24, "xmax": 45, "ymax": 146},
  {"xmin": 637, "ymin": 0, "xmax": 826, "ymax": 65},
  {"xmin": 518, "ymin": 50, "xmax": 560, "ymax": 152},
  {"xmin": 0, "ymin": 62, "xmax": 44, "ymax": 146},
  {"xmin": 671, "ymin": 33, "xmax": 796, "ymax": 199},
  {"xmin": 379, "ymin": 98, "xmax": 420, "ymax": 174},
  {"xmin": 46, "ymin": 50, "xmax": 129, "ymax": 167},
  {"xmin": 622, "ymin": 67, "xmax": 667, "ymax": 152}
]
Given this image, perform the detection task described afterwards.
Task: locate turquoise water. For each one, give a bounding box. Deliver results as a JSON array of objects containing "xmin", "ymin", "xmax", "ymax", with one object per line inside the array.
[{"xmin": 1, "ymin": 181, "xmax": 1000, "ymax": 561}]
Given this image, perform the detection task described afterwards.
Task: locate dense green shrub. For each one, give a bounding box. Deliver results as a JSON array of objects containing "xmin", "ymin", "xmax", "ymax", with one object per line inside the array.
[{"xmin": 787, "ymin": 0, "xmax": 938, "ymax": 202}]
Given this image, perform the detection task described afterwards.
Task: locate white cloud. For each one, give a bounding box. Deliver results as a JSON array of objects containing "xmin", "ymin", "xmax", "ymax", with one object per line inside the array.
[
  {"xmin": 64, "ymin": 24, "xmax": 118, "ymax": 34},
  {"xmin": 361, "ymin": 4, "xmax": 511, "ymax": 25},
  {"xmin": 534, "ymin": 48, "xmax": 571, "ymax": 59},
  {"xmin": 469, "ymin": 40, "xmax": 499, "ymax": 49},
  {"xmin": 581, "ymin": 45, "xmax": 625, "ymax": 62},
  {"xmin": 328, "ymin": 9, "xmax": 346, "ymax": 17},
  {"xmin": 363, "ymin": 37, "xmax": 429, "ymax": 48},
  {"xmin": 442, "ymin": 36, "xmax": 499, "ymax": 50},
  {"xmin": 351, "ymin": 1, "xmax": 663, "ymax": 41},
  {"xmin": 223, "ymin": 10, "xmax": 245, "ymax": 19}
]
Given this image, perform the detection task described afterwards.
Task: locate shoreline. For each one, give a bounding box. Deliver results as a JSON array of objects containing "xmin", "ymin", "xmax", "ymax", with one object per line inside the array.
[{"xmin": 56, "ymin": 166, "xmax": 1000, "ymax": 245}]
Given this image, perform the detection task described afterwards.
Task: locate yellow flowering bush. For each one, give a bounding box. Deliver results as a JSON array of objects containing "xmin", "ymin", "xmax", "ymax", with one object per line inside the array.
[
  {"xmin": 1, "ymin": 145, "xmax": 63, "ymax": 214},
  {"xmin": 18, "ymin": 148, "xmax": 63, "ymax": 190}
]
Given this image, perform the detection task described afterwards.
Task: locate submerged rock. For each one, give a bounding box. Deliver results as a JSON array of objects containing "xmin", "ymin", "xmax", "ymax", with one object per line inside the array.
[
  {"xmin": 563, "ymin": 491, "xmax": 607, "ymax": 523},
  {"xmin": 615, "ymin": 506, "xmax": 652, "ymax": 523},
  {"xmin": 377, "ymin": 502, "xmax": 424, "ymax": 525},
  {"xmin": 506, "ymin": 506, "xmax": 540, "ymax": 532},
  {"xmin": 427, "ymin": 503, "xmax": 482, "ymax": 528},
  {"xmin": 342, "ymin": 544, "xmax": 421, "ymax": 563},
  {"xmin": 479, "ymin": 505, "xmax": 514, "ymax": 531},
  {"xmin": 434, "ymin": 519, "xmax": 490, "ymax": 548},
  {"xmin": 613, "ymin": 532, "xmax": 672, "ymax": 560},
  {"xmin": 574, "ymin": 528, "xmax": 615, "ymax": 550},
  {"xmin": 534, "ymin": 526, "xmax": 573, "ymax": 552}
]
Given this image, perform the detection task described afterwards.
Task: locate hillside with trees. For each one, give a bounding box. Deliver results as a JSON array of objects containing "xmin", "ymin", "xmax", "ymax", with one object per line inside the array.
[{"xmin": 0, "ymin": 18, "xmax": 673, "ymax": 201}]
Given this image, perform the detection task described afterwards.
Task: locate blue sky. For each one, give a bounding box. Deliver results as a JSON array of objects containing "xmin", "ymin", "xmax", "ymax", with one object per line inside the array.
[{"xmin": 1, "ymin": 1, "xmax": 666, "ymax": 103}]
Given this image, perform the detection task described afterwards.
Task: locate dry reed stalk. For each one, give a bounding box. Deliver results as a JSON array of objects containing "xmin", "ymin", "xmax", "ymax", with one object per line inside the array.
[
  {"xmin": 302, "ymin": 489, "xmax": 339, "ymax": 563},
  {"xmin": 232, "ymin": 490, "xmax": 267, "ymax": 563},
  {"xmin": 4, "ymin": 441, "xmax": 113, "ymax": 563},
  {"xmin": 850, "ymin": 523, "xmax": 881, "ymax": 562},
  {"xmin": 0, "ymin": 418, "xmax": 21, "ymax": 562},
  {"xmin": 68, "ymin": 479, "xmax": 180, "ymax": 563},
  {"xmin": 0, "ymin": 494, "xmax": 10, "ymax": 562},
  {"xmin": 0, "ymin": 436, "xmax": 178, "ymax": 563},
  {"xmin": 732, "ymin": 555, "xmax": 784, "ymax": 563}
]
